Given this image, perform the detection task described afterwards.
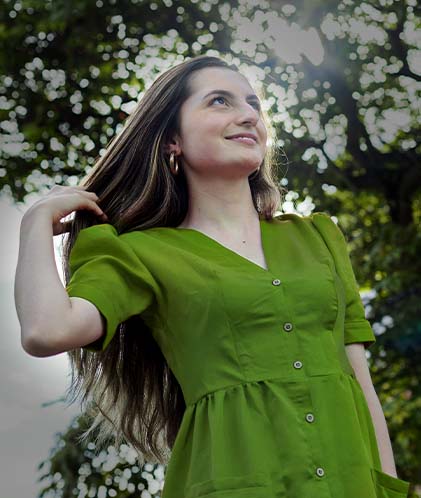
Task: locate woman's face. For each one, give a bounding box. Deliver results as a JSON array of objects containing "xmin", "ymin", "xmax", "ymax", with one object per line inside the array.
[{"xmin": 174, "ymin": 67, "xmax": 267, "ymax": 180}]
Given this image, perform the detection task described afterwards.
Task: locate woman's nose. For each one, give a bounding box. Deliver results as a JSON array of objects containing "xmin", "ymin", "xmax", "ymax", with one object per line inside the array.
[{"xmin": 236, "ymin": 103, "xmax": 259, "ymax": 125}]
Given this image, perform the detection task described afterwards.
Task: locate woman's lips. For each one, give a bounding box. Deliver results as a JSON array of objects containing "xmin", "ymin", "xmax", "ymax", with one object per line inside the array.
[{"xmin": 226, "ymin": 137, "xmax": 257, "ymax": 145}]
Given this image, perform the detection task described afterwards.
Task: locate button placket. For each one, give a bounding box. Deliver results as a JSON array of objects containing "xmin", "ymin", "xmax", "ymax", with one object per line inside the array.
[
  {"xmin": 268, "ymin": 274, "xmax": 326, "ymax": 488},
  {"xmin": 273, "ymin": 274, "xmax": 320, "ymax": 480},
  {"xmin": 271, "ymin": 277, "xmax": 293, "ymax": 334}
]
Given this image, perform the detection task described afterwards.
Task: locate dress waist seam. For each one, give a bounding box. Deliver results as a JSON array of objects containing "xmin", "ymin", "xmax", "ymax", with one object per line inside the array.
[{"xmin": 186, "ymin": 369, "xmax": 355, "ymax": 407}]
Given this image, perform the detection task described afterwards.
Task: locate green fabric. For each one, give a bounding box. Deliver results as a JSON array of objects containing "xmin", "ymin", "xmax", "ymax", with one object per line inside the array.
[
  {"xmin": 66, "ymin": 212, "xmax": 411, "ymax": 497},
  {"xmin": 65, "ymin": 224, "xmax": 157, "ymax": 351}
]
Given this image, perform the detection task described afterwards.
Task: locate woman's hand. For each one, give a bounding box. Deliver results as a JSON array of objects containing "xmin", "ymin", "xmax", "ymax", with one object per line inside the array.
[{"xmin": 23, "ymin": 185, "xmax": 108, "ymax": 235}]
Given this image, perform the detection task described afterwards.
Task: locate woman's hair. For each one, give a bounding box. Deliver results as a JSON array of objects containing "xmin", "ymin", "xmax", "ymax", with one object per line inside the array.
[{"xmin": 63, "ymin": 54, "xmax": 287, "ymax": 465}]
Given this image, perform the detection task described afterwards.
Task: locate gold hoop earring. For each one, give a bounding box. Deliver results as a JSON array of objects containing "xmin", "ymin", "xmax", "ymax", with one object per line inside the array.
[{"xmin": 169, "ymin": 151, "xmax": 179, "ymax": 175}]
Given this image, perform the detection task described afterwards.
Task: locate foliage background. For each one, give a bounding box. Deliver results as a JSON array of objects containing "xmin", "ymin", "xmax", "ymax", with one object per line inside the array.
[{"xmin": 1, "ymin": 0, "xmax": 419, "ymax": 495}]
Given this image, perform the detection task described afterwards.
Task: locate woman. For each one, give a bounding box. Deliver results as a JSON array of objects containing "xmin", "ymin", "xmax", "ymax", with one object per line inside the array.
[{"xmin": 15, "ymin": 55, "xmax": 411, "ymax": 497}]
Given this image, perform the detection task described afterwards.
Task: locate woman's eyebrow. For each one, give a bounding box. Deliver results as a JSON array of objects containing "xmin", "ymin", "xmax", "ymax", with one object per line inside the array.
[{"xmin": 201, "ymin": 89, "xmax": 260, "ymax": 103}]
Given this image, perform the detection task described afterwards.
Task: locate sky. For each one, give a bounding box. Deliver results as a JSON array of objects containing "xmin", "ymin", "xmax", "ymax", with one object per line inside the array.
[{"xmin": 0, "ymin": 193, "xmax": 80, "ymax": 498}]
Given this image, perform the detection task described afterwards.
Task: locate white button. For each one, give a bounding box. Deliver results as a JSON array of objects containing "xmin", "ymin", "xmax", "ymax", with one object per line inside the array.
[
  {"xmin": 283, "ymin": 322, "xmax": 293, "ymax": 332},
  {"xmin": 272, "ymin": 279, "xmax": 281, "ymax": 286},
  {"xmin": 293, "ymin": 361, "xmax": 303, "ymax": 369},
  {"xmin": 316, "ymin": 467, "xmax": 325, "ymax": 477},
  {"xmin": 305, "ymin": 413, "xmax": 314, "ymax": 423}
]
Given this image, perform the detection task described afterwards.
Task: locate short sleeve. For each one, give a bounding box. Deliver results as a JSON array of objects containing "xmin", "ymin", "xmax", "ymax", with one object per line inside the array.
[
  {"xmin": 309, "ymin": 212, "xmax": 376, "ymax": 349},
  {"xmin": 65, "ymin": 224, "xmax": 156, "ymax": 352}
]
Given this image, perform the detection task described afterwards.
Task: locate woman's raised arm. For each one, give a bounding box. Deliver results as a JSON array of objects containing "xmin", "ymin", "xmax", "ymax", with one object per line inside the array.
[{"xmin": 14, "ymin": 186, "xmax": 107, "ymax": 356}]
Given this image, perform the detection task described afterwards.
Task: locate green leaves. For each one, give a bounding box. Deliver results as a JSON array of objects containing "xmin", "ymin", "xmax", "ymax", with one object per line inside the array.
[{"xmin": 2, "ymin": 0, "xmax": 419, "ymax": 493}]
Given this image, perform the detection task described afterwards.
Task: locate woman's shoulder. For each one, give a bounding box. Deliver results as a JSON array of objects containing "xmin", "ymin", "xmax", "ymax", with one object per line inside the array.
[
  {"xmin": 73, "ymin": 223, "xmax": 165, "ymax": 256},
  {"xmin": 118, "ymin": 225, "xmax": 190, "ymax": 256},
  {"xmin": 271, "ymin": 210, "xmax": 332, "ymax": 225},
  {"xmin": 270, "ymin": 212, "xmax": 341, "ymax": 242}
]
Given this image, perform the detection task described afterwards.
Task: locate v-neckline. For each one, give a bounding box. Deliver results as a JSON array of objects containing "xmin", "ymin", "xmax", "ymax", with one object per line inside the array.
[{"xmin": 174, "ymin": 218, "xmax": 272, "ymax": 275}]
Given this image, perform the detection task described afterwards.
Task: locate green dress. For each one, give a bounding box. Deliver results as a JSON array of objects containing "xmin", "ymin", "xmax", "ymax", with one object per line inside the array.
[{"xmin": 66, "ymin": 212, "xmax": 411, "ymax": 498}]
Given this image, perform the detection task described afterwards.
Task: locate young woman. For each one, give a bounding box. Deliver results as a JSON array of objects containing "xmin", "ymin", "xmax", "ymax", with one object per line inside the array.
[{"xmin": 15, "ymin": 55, "xmax": 410, "ymax": 497}]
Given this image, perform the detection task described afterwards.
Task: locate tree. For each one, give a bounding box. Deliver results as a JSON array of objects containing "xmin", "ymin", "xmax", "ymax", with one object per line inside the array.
[
  {"xmin": 2, "ymin": 0, "xmax": 419, "ymax": 494},
  {"xmin": 37, "ymin": 411, "xmax": 166, "ymax": 496}
]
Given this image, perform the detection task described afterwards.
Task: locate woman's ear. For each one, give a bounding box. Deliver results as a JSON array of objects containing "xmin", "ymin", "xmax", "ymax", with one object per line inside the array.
[{"xmin": 164, "ymin": 135, "xmax": 181, "ymax": 155}]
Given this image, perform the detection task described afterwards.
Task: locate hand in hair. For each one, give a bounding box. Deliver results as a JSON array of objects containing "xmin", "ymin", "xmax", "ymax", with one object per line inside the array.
[{"xmin": 24, "ymin": 184, "xmax": 108, "ymax": 236}]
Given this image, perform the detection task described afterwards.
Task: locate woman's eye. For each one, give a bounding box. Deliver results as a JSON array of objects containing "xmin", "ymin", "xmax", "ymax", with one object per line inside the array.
[
  {"xmin": 210, "ymin": 96, "xmax": 227, "ymax": 106},
  {"xmin": 210, "ymin": 96, "xmax": 261, "ymax": 112}
]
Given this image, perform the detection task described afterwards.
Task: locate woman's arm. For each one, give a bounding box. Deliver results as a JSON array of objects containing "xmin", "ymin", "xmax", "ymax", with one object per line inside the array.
[
  {"xmin": 345, "ymin": 342, "xmax": 398, "ymax": 478},
  {"xmin": 14, "ymin": 208, "xmax": 72, "ymax": 354},
  {"xmin": 14, "ymin": 207, "xmax": 103, "ymax": 356}
]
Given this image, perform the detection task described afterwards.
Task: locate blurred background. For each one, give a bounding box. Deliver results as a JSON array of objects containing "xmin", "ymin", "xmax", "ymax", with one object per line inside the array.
[{"xmin": 0, "ymin": 0, "xmax": 420, "ymax": 496}]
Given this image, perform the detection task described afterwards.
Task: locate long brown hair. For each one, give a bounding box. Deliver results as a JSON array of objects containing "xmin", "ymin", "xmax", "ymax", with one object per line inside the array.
[{"xmin": 63, "ymin": 54, "xmax": 286, "ymax": 466}]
